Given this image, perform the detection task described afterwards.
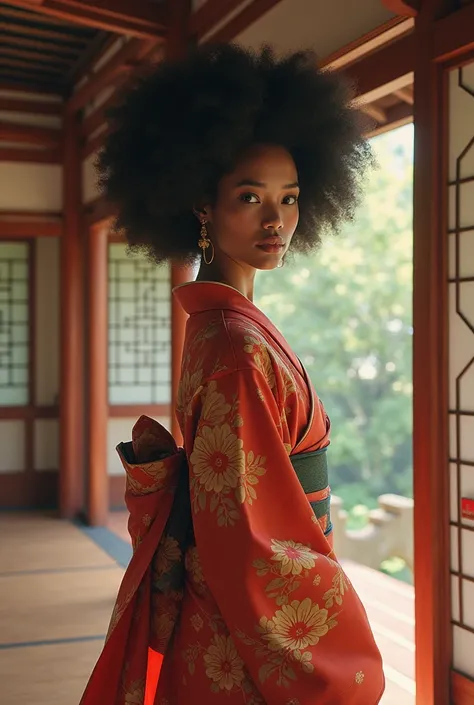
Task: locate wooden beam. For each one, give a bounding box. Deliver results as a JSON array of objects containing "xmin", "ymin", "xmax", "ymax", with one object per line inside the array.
[
  {"xmin": 412, "ymin": 1, "xmax": 452, "ymax": 703},
  {"xmin": 361, "ymin": 103, "xmax": 388, "ymax": 124},
  {"xmin": 202, "ymin": 0, "xmax": 285, "ymax": 44},
  {"xmin": 0, "ymin": 96, "xmax": 62, "ymax": 115},
  {"xmin": 86, "ymin": 222, "xmax": 109, "ymax": 526},
  {"xmin": 365, "ymin": 101, "xmax": 413, "ymax": 138},
  {"xmin": 60, "ymin": 109, "xmax": 84, "ymax": 519},
  {"xmin": 67, "ymin": 37, "xmax": 158, "ymax": 114},
  {"xmin": 0, "ymin": 147, "xmax": 61, "ymax": 163},
  {"xmin": 434, "ymin": 2, "xmax": 474, "ymax": 61},
  {"xmin": 0, "ymin": 220, "xmax": 61, "ymax": 237},
  {"xmin": 343, "ymin": 32, "xmax": 415, "ymax": 103},
  {"xmin": 5, "ymin": 0, "xmax": 169, "ymax": 39},
  {"xmin": 81, "ymin": 90, "xmax": 117, "ymax": 138},
  {"xmin": 320, "ymin": 17, "xmax": 414, "ymax": 71},
  {"xmin": 394, "ymin": 86, "xmax": 414, "ymax": 104},
  {"xmin": 189, "ymin": 0, "xmax": 244, "ymax": 38},
  {"xmin": 0, "ymin": 121, "xmax": 60, "ymax": 147}
]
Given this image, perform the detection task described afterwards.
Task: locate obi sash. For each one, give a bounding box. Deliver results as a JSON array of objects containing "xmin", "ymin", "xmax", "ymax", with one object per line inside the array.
[{"xmin": 290, "ymin": 447, "xmax": 332, "ymax": 537}]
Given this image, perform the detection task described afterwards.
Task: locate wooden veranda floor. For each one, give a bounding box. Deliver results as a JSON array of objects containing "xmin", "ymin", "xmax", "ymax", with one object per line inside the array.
[{"xmin": 0, "ymin": 512, "xmax": 414, "ymax": 704}]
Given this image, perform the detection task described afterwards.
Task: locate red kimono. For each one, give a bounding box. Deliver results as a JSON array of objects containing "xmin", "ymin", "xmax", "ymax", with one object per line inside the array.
[{"xmin": 80, "ymin": 281, "xmax": 385, "ymax": 705}]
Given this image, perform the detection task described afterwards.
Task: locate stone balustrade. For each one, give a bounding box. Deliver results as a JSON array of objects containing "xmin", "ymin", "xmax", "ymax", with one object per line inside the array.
[{"xmin": 330, "ymin": 493, "xmax": 414, "ymax": 571}]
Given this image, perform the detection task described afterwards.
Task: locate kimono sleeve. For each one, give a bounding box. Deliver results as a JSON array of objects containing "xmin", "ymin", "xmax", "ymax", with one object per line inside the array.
[{"xmin": 184, "ymin": 367, "xmax": 385, "ymax": 705}]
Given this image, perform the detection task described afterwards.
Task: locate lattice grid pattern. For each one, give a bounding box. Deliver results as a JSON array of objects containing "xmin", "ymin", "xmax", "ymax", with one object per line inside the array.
[
  {"xmin": 0, "ymin": 242, "xmax": 29, "ymax": 406},
  {"xmin": 108, "ymin": 244, "xmax": 171, "ymax": 405},
  {"xmin": 448, "ymin": 63, "xmax": 474, "ymax": 677}
]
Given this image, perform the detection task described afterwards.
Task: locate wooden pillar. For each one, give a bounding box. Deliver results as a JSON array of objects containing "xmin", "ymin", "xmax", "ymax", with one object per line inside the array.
[
  {"xmin": 168, "ymin": 0, "xmax": 193, "ymax": 443},
  {"xmin": 86, "ymin": 223, "xmax": 109, "ymax": 526},
  {"xmin": 411, "ymin": 1, "xmax": 454, "ymax": 703},
  {"xmin": 60, "ymin": 110, "xmax": 83, "ymax": 518}
]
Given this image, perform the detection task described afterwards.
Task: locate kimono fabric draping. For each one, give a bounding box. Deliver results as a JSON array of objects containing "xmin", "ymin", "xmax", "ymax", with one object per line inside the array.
[{"xmin": 79, "ymin": 281, "xmax": 385, "ymax": 705}]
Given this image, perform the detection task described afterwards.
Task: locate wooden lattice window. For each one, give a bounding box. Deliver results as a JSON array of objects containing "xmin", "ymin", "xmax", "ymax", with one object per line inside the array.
[
  {"xmin": 108, "ymin": 244, "xmax": 171, "ymax": 405},
  {"xmin": 0, "ymin": 242, "xmax": 30, "ymax": 406}
]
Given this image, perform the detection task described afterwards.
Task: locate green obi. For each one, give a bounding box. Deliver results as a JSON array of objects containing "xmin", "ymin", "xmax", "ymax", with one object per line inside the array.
[{"xmin": 290, "ymin": 447, "xmax": 332, "ymax": 536}]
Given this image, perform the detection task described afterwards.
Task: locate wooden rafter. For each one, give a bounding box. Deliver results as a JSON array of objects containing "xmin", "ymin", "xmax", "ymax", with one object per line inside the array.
[
  {"xmin": 0, "ymin": 120, "xmax": 60, "ymax": 147},
  {"xmin": 202, "ymin": 0, "xmax": 285, "ymax": 44},
  {"xmin": 344, "ymin": 32, "xmax": 415, "ymax": 103},
  {"xmin": 81, "ymin": 90, "xmax": 117, "ymax": 137},
  {"xmin": 188, "ymin": 0, "xmax": 244, "ymax": 39},
  {"xmin": 1, "ymin": 33, "xmax": 82, "ymax": 57},
  {"xmin": 365, "ymin": 101, "xmax": 413, "ymax": 138},
  {"xmin": 361, "ymin": 103, "xmax": 388, "ymax": 124},
  {"xmin": 1, "ymin": 20, "xmax": 88, "ymax": 45},
  {"xmin": 394, "ymin": 86, "xmax": 414, "ymax": 104},
  {"xmin": 67, "ymin": 37, "xmax": 161, "ymax": 113},
  {"xmin": 0, "ymin": 56, "xmax": 66, "ymax": 74},
  {"xmin": 4, "ymin": 0, "xmax": 169, "ymax": 39},
  {"xmin": 1, "ymin": 45, "xmax": 72, "ymax": 66},
  {"xmin": 0, "ymin": 96, "xmax": 62, "ymax": 114},
  {"xmin": 0, "ymin": 146, "xmax": 61, "ymax": 163},
  {"xmin": 0, "ymin": 79, "xmax": 61, "ymax": 94}
]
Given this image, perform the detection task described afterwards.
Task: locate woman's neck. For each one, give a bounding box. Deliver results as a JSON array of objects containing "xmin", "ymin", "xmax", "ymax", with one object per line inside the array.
[{"xmin": 195, "ymin": 256, "xmax": 256, "ymax": 301}]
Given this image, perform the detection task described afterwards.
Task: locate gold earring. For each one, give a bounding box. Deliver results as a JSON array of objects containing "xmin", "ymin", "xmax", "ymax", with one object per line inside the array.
[{"xmin": 198, "ymin": 221, "xmax": 215, "ymax": 265}]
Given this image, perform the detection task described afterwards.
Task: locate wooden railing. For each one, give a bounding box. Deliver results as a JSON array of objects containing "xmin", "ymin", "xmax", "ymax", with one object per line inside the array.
[{"xmin": 331, "ymin": 493, "xmax": 414, "ymax": 571}]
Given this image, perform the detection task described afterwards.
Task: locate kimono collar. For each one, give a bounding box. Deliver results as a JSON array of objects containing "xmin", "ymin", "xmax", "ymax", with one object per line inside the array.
[
  {"xmin": 173, "ymin": 281, "xmax": 261, "ymax": 319},
  {"xmin": 173, "ymin": 281, "xmax": 304, "ymax": 376}
]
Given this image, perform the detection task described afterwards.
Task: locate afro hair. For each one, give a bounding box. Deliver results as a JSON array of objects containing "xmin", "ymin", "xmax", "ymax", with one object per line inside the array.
[{"xmin": 98, "ymin": 43, "xmax": 372, "ymax": 264}]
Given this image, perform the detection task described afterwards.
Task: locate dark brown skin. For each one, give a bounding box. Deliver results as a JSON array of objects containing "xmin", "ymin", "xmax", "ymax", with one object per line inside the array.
[{"xmin": 196, "ymin": 143, "xmax": 300, "ymax": 302}]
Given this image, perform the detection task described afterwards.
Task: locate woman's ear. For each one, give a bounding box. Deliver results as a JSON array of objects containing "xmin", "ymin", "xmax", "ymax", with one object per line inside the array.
[{"xmin": 193, "ymin": 205, "xmax": 212, "ymax": 224}]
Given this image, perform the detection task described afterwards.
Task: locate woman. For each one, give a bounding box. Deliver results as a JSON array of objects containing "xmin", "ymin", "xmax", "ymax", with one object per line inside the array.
[{"xmin": 81, "ymin": 44, "xmax": 384, "ymax": 704}]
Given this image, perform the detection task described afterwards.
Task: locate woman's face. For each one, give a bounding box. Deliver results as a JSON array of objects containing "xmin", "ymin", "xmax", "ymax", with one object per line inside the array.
[{"xmin": 203, "ymin": 143, "xmax": 299, "ymax": 271}]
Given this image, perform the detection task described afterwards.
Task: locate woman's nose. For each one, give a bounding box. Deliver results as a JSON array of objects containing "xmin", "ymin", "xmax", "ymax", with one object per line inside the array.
[{"xmin": 262, "ymin": 210, "xmax": 283, "ymax": 230}]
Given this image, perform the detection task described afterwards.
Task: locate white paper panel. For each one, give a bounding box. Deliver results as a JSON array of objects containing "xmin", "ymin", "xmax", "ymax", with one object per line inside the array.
[
  {"xmin": 82, "ymin": 151, "xmax": 99, "ymax": 204},
  {"xmin": 34, "ymin": 419, "xmax": 59, "ymax": 471},
  {"xmin": 464, "ymin": 579, "xmax": 474, "ymax": 630},
  {"xmin": 461, "ymin": 529, "xmax": 474, "ymax": 579},
  {"xmin": 450, "ymin": 463, "xmax": 458, "ymax": 522},
  {"xmin": 448, "ymin": 284, "xmax": 474, "ymax": 410},
  {"xmin": 35, "ymin": 238, "xmax": 59, "ymax": 406},
  {"xmin": 453, "ymin": 625, "xmax": 474, "ymax": 678},
  {"xmin": 449, "ymin": 65, "xmax": 474, "ymax": 182},
  {"xmin": 449, "ymin": 62, "xmax": 474, "ymax": 664},
  {"xmin": 448, "ymin": 183, "xmax": 474, "ymax": 231},
  {"xmin": 452, "ymin": 575, "xmax": 460, "ymax": 623},
  {"xmin": 0, "ymin": 164, "xmax": 61, "ymax": 211},
  {"xmin": 0, "ymin": 420, "xmax": 25, "ymax": 472},
  {"xmin": 107, "ymin": 416, "xmax": 170, "ymax": 475}
]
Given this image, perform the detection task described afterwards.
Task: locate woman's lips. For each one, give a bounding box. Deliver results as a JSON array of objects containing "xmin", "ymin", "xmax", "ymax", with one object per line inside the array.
[{"xmin": 256, "ymin": 243, "xmax": 285, "ymax": 254}]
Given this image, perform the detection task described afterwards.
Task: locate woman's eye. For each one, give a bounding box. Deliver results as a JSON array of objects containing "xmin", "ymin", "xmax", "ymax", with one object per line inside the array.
[
  {"xmin": 240, "ymin": 193, "xmax": 259, "ymax": 203},
  {"xmin": 283, "ymin": 195, "xmax": 299, "ymax": 205}
]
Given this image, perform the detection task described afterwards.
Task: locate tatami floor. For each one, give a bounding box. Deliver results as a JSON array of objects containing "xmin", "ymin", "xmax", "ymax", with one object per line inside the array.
[{"xmin": 1, "ymin": 512, "xmax": 415, "ymax": 705}]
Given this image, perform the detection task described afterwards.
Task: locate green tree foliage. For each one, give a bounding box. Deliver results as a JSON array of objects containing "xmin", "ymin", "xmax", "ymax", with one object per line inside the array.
[{"xmin": 256, "ymin": 125, "xmax": 414, "ymax": 512}]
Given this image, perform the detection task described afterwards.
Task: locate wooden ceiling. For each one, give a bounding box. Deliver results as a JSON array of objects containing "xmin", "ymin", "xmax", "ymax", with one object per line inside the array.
[{"xmin": 0, "ymin": 2, "xmax": 114, "ymax": 93}]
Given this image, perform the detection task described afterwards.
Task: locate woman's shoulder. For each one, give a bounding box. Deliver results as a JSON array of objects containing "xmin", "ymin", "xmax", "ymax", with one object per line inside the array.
[{"xmin": 184, "ymin": 311, "xmax": 276, "ymax": 378}]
